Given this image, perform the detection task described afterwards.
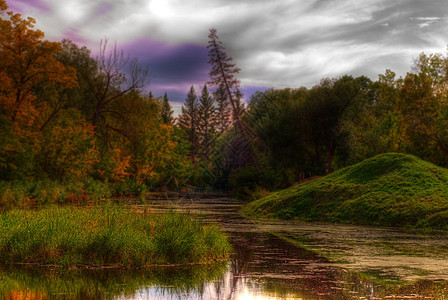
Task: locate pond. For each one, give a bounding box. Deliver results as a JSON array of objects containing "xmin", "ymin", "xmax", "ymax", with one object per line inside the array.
[{"xmin": 2, "ymin": 194, "xmax": 448, "ymax": 299}]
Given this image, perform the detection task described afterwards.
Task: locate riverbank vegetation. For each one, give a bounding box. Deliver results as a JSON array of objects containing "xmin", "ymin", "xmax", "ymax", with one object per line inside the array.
[
  {"xmin": 3, "ymin": 0, "xmax": 448, "ymax": 230},
  {"xmin": 0, "ymin": 205, "xmax": 230, "ymax": 267},
  {"xmin": 244, "ymin": 153, "xmax": 448, "ymax": 229}
]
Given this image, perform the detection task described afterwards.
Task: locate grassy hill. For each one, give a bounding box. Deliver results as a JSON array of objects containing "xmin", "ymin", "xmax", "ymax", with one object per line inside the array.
[{"xmin": 243, "ymin": 153, "xmax": 448, "ymax": 229}]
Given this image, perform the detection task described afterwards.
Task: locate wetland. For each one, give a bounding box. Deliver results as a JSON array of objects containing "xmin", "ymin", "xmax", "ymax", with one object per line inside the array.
[{"xmin": 2, "ymin": 194, "xmax": 448, "ymax": 299}]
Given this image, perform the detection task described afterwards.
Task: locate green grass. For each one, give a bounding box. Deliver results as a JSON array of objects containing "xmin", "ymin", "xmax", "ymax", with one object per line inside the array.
[
  {"xmin": 243, "ymin": 153, "xmax": 448, "ymax": 229},
  {"xmin": 0, "ymin": 205, "xmax": 231, "ymax": 267}
]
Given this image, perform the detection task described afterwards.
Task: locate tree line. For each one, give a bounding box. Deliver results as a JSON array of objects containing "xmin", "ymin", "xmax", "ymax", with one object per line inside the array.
[
  {"xmin": 0, "ymin": 1, "xmax": 194, "ymax": 202},
  {"xmin": 178, "ymin": 33, "xmax": 448, "ymax": 198},
  {"xmin": 1, "ymin": 0, "xmax": 448, "ymax": 202}
]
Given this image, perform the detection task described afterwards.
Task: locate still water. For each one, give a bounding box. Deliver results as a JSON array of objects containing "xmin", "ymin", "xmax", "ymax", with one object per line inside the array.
[{"xmin": 1, "ymin": 195, "xmax": 448, "ymax": 299}]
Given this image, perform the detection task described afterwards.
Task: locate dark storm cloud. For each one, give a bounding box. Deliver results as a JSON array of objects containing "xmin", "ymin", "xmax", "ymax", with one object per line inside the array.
[
  {"xmin": 119, "ymin": 39, "xmax": 210, "ymax": 102},
  {"xmin": 9, "ymin": 0, "xmax": 448, "ymax": 100},
  {"xmin": 200, "ymin": 0, "xmax": 448, "ymax": 87}
]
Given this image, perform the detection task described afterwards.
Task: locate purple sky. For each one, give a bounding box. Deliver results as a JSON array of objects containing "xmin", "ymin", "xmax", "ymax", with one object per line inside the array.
[{"xmin": 7, "ymin": 0, "xmax": 448, "ymax": 113}]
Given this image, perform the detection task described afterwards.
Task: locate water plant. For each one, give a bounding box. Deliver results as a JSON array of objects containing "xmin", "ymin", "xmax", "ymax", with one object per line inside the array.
[{"xmin": 0, "ymin": 204, "xmax": 231, "ymax": 267}]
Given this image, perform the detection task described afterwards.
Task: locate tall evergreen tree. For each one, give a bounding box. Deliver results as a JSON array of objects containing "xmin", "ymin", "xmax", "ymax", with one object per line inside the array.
[
  {"xmin": 178, "ymin": 86, "xmax": 199, "ymax": 164},
  {"xmin": 233, "ymin": 88, "xmax": 245, "ymax": 122},
  {"xmin": 197, "ymin": 85, "xmax": 217, "ymax": 160},
  {"xmin": 207, "ymin": 29, "xmax": 241, "ymax": 125},
  {"xmin": 207, "ymin": 28, "xmax": 260, "ymax": 171},
  {"xmin": 161, "ymin": 91, "xmax": 174, "ymax": 124},
  {"xmin": 214, "ymin": 84, "xmax": 232, "ymax": 133}
]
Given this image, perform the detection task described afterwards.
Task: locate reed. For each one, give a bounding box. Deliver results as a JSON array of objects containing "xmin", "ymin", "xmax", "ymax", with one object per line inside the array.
[{"xmin": 0, "ymin": 204, "xmax": 231, "ymax": 267}]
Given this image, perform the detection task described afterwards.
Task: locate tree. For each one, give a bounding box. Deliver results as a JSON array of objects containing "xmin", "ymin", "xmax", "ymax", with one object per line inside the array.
[
  {"xmin": 305, "ymin": 76, "xmax": 372, "ymax": 174},
  {"xmin": 207, "ymin": 29, "xmax": 242, "ymax": 126},
  {"xmin": 197, "ymin": 85, "xmax": 217, "ymax": 160},
  {"xmin": 55, "ymin": 39, "xmax": 98, "ymax": 119},
  {"xmin": 350, "ymin": 70, "xmax": 402, "ymax": 161},
  {"xmin": 161, "ymin": 91, "xmax": 174, "ymax": 125},
  {"xmin": 0, "ymin": 6, "xmax": 77, "ymax": 127},
  {"xmin": 247, "ymin": 88, "xmax": 309, "ymax": 185},
  {"xmin": 90, "ymin": 39, "xmax": 148, "ymax": 147},
  {"xmin": 207, "ymin": 28, "xmax": 260, "ymax": 170},
  {"xmin": 233, "ymin": 88, "xmax": 245, "ymax": 121},
  {"xmin": 214, "ymin": 84, "xmax": 232, "ymax": 133},
  {"xmin": 38, "ymin": 109, "xmax": 98, "ymax": 182},
  {"xmin": 397, "ymin": 71, "xmax": 448, "ymax": 165},
  {"xmin": 0, "ymin": 1, "xmax": 78, "ymax": 180},
  {"xmin": 178, "ymin": 86, "xmax": 199, "ymax": 164},
  {"xmin": 108, "ymin": 91, "xmax": 181, "ymax": 186},
  {"xmin": 413, "ymin": 52, "xmax": 448, "ymax": 96}
]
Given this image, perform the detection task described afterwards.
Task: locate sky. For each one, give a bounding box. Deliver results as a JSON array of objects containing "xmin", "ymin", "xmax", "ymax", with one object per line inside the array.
[{"xmin": 7, "ymin": 0, "xmax": 448, "ymax": 112}]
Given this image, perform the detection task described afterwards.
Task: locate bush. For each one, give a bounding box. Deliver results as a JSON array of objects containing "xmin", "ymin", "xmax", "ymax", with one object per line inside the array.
[
  {"xmin": 228, "ymin": 165, "xmax": 276, "ymax": 201},
  {"xmin": 0, "ymin": 179, "xmax": 113, "ymax": 208}
]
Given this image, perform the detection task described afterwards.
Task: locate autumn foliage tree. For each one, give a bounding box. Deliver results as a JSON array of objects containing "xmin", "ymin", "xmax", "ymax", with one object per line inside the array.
[
  {"xmin": 6, "ymin": 0, "xmax": 448, "ymax": 200},
  {"xmin": 0, "ymin": 1, "xmax": 97, "ymax": 181},
  {"xmin": 0, "ymin": 4, "xmax": 77, "ymax": 126}
]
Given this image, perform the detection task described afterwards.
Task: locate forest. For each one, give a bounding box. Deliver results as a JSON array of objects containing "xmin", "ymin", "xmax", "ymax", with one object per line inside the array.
[{"xmin": 2, "ymin": 0, "xmax": 448, "ymax": 206}]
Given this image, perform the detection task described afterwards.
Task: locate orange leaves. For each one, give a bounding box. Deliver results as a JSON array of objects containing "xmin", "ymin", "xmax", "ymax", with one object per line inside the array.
[
  {"xmin": 112, "ymin": 148, "xmax": 131, "ymax": 182},
  {"xmin": 0, "ymin": 5, "xmax": 77, "ymax": 125},
  {"xmin": 0, "ymin": 1, "xmax": 87, "ymax": 182},
  {"xmin": 0, "ymin": 0, "xmax": 7, "ymax": 11},
  {"xmin": 0, "ymin": 1, "xmax": 190, "ymax": 186},
  {"xmin": 40, "ymin": 111, "xmax": 98, "ymax": 181}
]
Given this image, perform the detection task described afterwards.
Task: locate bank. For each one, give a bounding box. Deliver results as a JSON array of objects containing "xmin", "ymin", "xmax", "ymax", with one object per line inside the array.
[{"xmin": 244, "ymin": 153, "xmax": 448, "ymax": 229}]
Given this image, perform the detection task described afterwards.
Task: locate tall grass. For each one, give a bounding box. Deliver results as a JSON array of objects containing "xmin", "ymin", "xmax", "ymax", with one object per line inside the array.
[
  {"xmin": 0, "ymin": 179, "xmax": 112, "ymax": 208},
  {"xmin": 0, "ymin": 205, "xmax": 231, "ymax": 267}
]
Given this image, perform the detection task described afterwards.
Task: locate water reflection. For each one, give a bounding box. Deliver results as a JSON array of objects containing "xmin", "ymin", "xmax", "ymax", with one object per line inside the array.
[
  {"xmin": 0, "ymin": 263, "xmax": 227, "ymax": 299},
  {"xmin": 3, "ymin": 196, "xmax": 448, "ymax": 299},
  {"xmin": 3, "ymin": 231, "xmax": 447, "ymax": 300}
]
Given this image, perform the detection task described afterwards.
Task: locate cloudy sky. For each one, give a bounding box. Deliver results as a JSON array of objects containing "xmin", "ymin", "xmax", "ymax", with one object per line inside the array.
[{"xmin": 8, "ymin": 0, "xmax": 448, "ymax": 109}]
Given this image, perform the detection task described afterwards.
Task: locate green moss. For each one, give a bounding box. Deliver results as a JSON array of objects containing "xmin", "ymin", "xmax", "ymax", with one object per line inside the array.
[{"xmin": 244, "ymin": 153, "xmax": 448, "ymax": 229}]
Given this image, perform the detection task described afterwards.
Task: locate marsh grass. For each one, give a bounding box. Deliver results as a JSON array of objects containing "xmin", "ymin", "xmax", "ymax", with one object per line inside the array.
[
  {"xmin": 0, "ymin": 204, "xmax": 231, "ymax": 267},
  {"xmin": 244, "ymin": 153, "xmax": 448, "ymax": 229}
]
